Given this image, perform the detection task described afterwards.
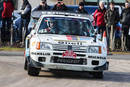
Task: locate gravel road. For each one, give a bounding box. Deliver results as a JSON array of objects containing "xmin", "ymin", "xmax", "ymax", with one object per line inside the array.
[{"xmin": 0, "ymin": 55, "xmax": 130, "ymax": 87}]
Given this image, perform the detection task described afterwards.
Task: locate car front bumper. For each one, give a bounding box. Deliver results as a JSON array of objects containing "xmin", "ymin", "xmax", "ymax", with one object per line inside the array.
[{"xmin": 29, "ymin": 57, "xmax": 109, "ymax": 72}]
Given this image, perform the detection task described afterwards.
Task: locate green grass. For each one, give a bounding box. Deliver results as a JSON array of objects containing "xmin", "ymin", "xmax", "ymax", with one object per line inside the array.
[
  {"xmin": 0, "ymin": 47, "xmax": 25, "ymax": 51},
  {"xmin": 111, "ymin": 52, "xmax": 130, "ymax": 55}
]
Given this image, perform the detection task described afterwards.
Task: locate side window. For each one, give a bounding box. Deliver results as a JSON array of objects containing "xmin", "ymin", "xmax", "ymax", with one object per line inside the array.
[
  {"xmin": 35, "ymin": 16, "xmax": 43, "ymax": 31},
  {"xmin": 39, "ymin": 19, "xmax": 47, "ymax": 30}
]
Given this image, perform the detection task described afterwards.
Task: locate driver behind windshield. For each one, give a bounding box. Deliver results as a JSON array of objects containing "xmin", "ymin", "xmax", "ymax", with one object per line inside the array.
[
  {"xmin": 39, "ymin": 18, "xmax": 57, "ymax": 34},
  {"xmin": 38, "ymin": 17, "xmax": 94, "ymax": 36}
]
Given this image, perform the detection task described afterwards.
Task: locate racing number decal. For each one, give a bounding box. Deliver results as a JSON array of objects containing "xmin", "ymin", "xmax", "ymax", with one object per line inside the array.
[
  {"xmin": 62, "ymin": 50, "xmax": 77, "ymax": 58},
  {"xmin": 62, "ymin": 45, "xmax": 77, "ymax": 58}
]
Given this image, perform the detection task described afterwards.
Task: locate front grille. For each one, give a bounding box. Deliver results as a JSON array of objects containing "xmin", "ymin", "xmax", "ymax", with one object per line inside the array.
[
  {"xmin": 52, "ymin": 44, "xmax": 86, "ymax": 53},
  {"xmin": 51, "ymin": 56, "xmax": 87, "ymax": 65},
  {"xmin": 53, "ymin": 52, "xmax": 86, "ymax": 57},
  {"xmin": 53, "ymin": 53, "xmax": 62, "ymax": 55}
]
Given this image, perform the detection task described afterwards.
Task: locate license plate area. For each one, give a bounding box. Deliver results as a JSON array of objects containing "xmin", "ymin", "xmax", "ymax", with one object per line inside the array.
[{"xmin": 52, "ymin": 57, "xmax": 87, "ymax": 65}]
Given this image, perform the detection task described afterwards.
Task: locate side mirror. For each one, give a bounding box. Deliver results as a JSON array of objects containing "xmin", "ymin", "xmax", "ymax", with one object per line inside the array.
[
  {"xmin": 96, "ymin": 34, "xmax": 102, "ymax": 40},
  {"xmin": 26, "ymin": 29, "xmax": 36, "ymax": 39},
  {"xmin": 93, "ymin": 35, "xmax": 96, "ymax": 42},
  {"xmin": 31, "ymin": 29, "xmax": 36, "ymax": 35},
  {"xmin": 30, "ymin": 24, "xmax": 37, "ymax": 34}
]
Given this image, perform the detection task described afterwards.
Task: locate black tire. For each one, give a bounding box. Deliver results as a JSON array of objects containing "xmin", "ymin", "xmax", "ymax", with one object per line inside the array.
[
  {"xmin": 93, "ymin": 71, "xmax": 103, "ymax": 79},
  {"xmin": 27, "ymin": 64, "xmax": 41, "ymax": 76},
  {"xmin": 24, "ymin": 58, "xmax": 28, "ymax": 70}
]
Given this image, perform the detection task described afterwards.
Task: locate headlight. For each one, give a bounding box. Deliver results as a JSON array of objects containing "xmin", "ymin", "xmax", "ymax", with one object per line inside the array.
[
  {"xmin": 86, "ymin": 46, "xmax": 102, "ymax": 54},
  {"xmin": 36, "ymin": 42, "xmax": 52, "ymax": 50}
]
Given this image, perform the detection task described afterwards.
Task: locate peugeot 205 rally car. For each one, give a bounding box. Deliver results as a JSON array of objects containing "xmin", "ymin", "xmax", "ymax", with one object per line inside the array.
[{"xmin": 24, "ymin": 11, "xmax": 109, "ymax": 78}]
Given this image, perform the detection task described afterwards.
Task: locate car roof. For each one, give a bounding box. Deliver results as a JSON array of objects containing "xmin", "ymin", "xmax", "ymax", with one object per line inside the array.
[{"xmin": 31, "ymin": 11, "xmax": 93, "ymax": 21}]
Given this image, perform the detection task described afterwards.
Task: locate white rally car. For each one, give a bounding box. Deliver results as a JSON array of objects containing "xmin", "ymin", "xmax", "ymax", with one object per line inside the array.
[{"xmin": 24, "ymin": 11, "xmax": 109, "ymax": 78}]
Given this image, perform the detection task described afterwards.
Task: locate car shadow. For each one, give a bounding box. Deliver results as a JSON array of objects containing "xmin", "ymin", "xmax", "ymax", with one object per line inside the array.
[
  {"xmin": 37, "ymin": 70, "xmax": 130, "ymax": 83},
  {"xmin": 103, "ymin": 71, "xmax": 130, "ymax": 83}
]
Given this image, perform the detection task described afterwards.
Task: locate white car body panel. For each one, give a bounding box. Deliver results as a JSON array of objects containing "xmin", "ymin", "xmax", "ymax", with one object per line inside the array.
[{"xmin": 26, "ymin": 12, "xmax": 109, "ymax": 72}]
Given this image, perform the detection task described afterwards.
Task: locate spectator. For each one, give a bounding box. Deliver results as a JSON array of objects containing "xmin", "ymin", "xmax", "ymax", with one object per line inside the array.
[
  {"xmin": 115, "ymin": 23, "xmax": 122, "ymax": 50},
  {"xmin": 93, "ymin": 1, "xmax": 106, "ymax": 39},
  {"xmin": 0, "ymin": 1, "xmax": 3, "ymax": 21},
  {"xmin": 76, "ymin": 2, "xmax": 88, "ymax": 14},
  {"xmin": 13, "ymin": 14, "xmax": 21, "ymax": 43},
  {"xmin": 0, "ymin": 1, "xmax": 3, "ymax": 29},
  {"xmin": 1, "ymin": 0, "xmax": 14, "ymax": 44},
  {"xmin": 120, "ymin": 2, "xmax": 130, "ymax": 51},
  {"xmin": 32, "ymin": 0, "xmax": 50, "ymax": 11},
  {"xmin": 104, "ymin": 1, "xmax": 120, "ymax": 51},
  {"xmin": 19, "ymin": 0, "xmax": 31, "ymax": 43},
  {"xmin": 52, "ymin": 0, "xmax": 68, "ymax": 11}
]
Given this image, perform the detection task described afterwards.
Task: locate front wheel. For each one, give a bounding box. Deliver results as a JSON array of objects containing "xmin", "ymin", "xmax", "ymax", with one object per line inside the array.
[
  {"xmin": 24, "ymin": 58, "xmax": 28, "ymax": 70},
  {"xmin": 27, "ymin": 64, "xmax": 41, "ymax": 76}
]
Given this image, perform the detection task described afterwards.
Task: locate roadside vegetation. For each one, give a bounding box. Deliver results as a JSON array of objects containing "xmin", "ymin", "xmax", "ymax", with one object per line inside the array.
[{"xmin": 0, "ymin": 46, "xmax": 24, "ymax": 51}]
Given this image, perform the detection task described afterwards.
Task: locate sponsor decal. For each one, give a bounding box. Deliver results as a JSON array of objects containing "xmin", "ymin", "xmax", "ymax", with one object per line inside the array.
[
  {"xmin": 66, "ymin": 35, "xmax": 73, "ymax": 40},
  {"xmin": 55, "ymin": 58, "xmax": 82, "ymax": 65},
  {"xmin": 79, "ymin": 36, "xmax": 92, "ymax": 41},
  {"xmin": 88, "ymin": 56, "xmax": 106, "ymax": 59},
  {"xmin": 58, "ymin": 41, "xmax": 82, "ymax": 45},
  {"xmin": 31, "ymin": 52, "xmax": 50, "ymax": 56},
  {"xmin": 66, "ymin": 35, "xmax": 91, "ymax": 41},
  {"xmin": 62, "ymin": 50, "xmax": 77, "ymax": 58},
  {"xmin": 53, "ymin": 57, "xmax": 87, "ymax": 65}
]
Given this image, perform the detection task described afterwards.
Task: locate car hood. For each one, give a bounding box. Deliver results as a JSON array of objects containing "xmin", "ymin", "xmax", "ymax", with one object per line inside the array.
[{"xmin": 37, "ymin": 34, "xmax": 98, "ymax": 46}]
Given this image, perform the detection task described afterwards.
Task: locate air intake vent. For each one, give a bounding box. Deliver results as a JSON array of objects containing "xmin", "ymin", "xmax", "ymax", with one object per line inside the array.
[
  {"xmin": 38, "ymin": 57, "xmax": 46, "ymax": 62},
  {"xmin": 92, "ymin": 60, "xmax": 99, "ymax": 65}
]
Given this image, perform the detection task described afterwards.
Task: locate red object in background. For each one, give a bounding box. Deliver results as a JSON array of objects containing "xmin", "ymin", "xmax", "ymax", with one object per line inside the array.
[
  {"xmin": 2, "ymin": 1, "xmax": 14, "ymax": 18},
  {"xmin": 62, "ymin": 50, "xmax": 77, "ymax": 58},
  {"xmin": 116, "ymin": 23, "xmax": 122, "ymax": 31},
  {"xmin": 93, "ymin": 9, "xmax": 106, "ymax": 27},
  {"xmin": 116, "ymin": 26, "xmax": 121, "ymax": 30},
  {"xmin": 24, "ymin": 51, "xmax": 25, "ymax": 57}
]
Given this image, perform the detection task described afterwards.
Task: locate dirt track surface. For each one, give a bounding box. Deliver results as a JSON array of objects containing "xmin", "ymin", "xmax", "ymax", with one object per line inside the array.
[{"xmin": 0, "ymin": 56, "xmax": 130, "ymax": 87}]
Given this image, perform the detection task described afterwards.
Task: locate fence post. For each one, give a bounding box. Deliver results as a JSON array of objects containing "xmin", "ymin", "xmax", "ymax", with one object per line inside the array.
[
  {"xmin": 110, "ymin": 25, "xmax": 114, "ymax": 51},
  {"xmin": 10, "ymin": 24, "xmax": 13, "ymax": 46},
  {"xmin": 10, "ymin": 12, "xmax": 15, "ymax": 46}
]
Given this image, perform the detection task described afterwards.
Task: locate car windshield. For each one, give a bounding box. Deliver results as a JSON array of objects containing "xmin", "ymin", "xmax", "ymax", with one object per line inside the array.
[{"xmin": 38, "ymin": 17, "xmax": 94, "ymax": 36}]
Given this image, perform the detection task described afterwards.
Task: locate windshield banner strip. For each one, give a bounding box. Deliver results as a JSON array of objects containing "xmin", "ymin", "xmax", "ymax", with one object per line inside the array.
[
  {"xmin": 66, "ymin": 35, "xmax": 72, "ymax": 40},
  {"xmin": 80, "ymin": 37, "xmax": 92, "ymax": 40},
  {"xmin": 66, "ymin": 35, "xmax": 79, "ymax": 40},
  {"xmin": 66, "ymin": 35, "xmax": 91, "ymax": 41}
]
